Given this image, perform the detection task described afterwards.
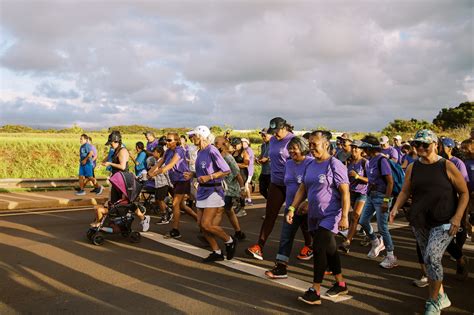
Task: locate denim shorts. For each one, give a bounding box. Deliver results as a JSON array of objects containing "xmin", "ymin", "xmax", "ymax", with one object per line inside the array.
[{"xmin": 350, "ymin": 192, "xmax": 367, "ymax": 206}]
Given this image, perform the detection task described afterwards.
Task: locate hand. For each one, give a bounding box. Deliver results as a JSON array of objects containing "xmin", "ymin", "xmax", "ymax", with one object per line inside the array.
[
  {"xmin": 297, "ymin": 201, "xmax": 309, "ymax": 215},
  {"xmin": 183, "ymin": 172, "xmax": 194, "ymax": 180},
  {"xmin": 389, "ymin": 207, "xmax": 398, "ymax": 223},
  {"xmin": 348, "ymin": 170, "xmax": 357, "ymax": 178},
  {"xmin": 81, "ymin": 160, "xmax": 86, "ymax": 166},
  {"xmin": 156, "ymin": 168, "xmax": 163, "ymax": 175},
  {"xmin": 102, "ymin": 161, "xmax": 111, "ymax": 167},
  {"xmin": 339, "ymin": 215, "xmax": 349, "ymax": 231},
  {"xmin": 286, "ymin": 211, "xmax": 294, "ymax": 225},
  {"xmin": 381, "ymin": 201, "xmax": 389, "ymax": 213},
  {"xmin": 198, "ymin": 175, "xmax": 211, "ymax": 184},
  {"xmin": 449, "ymin": 216, "xmax": 461, "ymax": 237}
]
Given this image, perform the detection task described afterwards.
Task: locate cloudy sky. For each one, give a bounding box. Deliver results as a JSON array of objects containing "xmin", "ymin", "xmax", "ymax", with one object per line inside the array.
[{"xmin": 0, "ymin": 0, "xmax": 472, "ymax": 131}]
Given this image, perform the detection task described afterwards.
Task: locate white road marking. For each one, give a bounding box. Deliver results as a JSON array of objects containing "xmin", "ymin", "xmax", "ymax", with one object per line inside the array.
[
  {"xmin": 141, "ymin": 231, "xmax": 352, "ymax": 303},
  {"xmin": 0, "ymin": 207, "xmax": 93, "ymax": 217}
]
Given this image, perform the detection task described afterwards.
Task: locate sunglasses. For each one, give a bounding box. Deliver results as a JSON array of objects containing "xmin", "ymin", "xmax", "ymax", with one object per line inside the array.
[
  {"xmin": 410, "ymin": 141, "xmax": 431, "ymax": 149},
  {"xmin": 166, "ymin": 139, "xmax": 174, "ymax": 142}
]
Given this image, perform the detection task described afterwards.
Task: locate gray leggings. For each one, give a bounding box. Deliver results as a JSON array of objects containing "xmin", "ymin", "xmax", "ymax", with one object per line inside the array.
[{"xmin": 413, "ymin": 225, "xmax": 453, "ymax": 281}]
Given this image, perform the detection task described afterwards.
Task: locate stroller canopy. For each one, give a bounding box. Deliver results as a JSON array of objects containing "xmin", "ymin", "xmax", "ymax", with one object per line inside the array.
[{"xmin": 109, "ymin": 172, "xmax": 143, "ymax": 202}]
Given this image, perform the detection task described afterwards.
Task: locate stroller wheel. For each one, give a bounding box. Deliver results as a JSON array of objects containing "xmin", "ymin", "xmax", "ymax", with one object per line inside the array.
[
  {"xmin": 92, "ymin": 233, "xmax": 105, "ymax": 246},
  {"xmin": 121, "ymin": 231, "xmax": 131, "ymax": 238},
  {"xmin": 130, "ymin": 231, "xmax": 141, "ymax": 243},
  {"xmin": 86, "ymin": 228, "xmax": 96, "ymax": 240}
]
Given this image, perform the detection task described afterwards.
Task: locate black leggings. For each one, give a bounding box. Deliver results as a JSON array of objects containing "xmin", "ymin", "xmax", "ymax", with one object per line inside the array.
[{"xmin": 313, "ymin": 228, "xmax": 342, "ymax": 283}]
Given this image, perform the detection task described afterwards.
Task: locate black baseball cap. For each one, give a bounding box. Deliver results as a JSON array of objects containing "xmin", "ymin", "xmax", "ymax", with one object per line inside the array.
[
  {"xmin": 105, "ymin": 131, "xmax": 122, "ymax": 145},
  {"xmin": 267, "ymin": 117, "xmax": 287, "ymax": 134},
  {"xmin": 230, "ymin": 137, "xmax": 242, "ymax": 146}
]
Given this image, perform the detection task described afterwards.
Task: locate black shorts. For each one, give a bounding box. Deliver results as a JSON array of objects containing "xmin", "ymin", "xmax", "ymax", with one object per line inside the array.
[
  {"xmin": 224, "ymin": 196, "xmax": 239, "ymax": 212},
  {"xmin": 155, "ymin": 186, "xmax": 170, "ymax": 201},
  {"xmin": 172, "ymin": 181, "xmax": 191, "ymax": 195}
]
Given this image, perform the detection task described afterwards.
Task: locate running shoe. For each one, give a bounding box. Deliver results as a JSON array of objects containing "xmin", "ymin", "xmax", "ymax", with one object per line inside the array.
[
  {"xmin": 245, "ymin": 244, "xmax": 263, "ymax": 260},
  {"xmin": 360, "ymin": 235, "xmax": 371, "ymax": 247},
  {"xmin": 338, "ymin": 229, "xmax": 349, "ymax": 239},
  {"xmin": 357, "ymin": 227, "xmax": 366, "ymax": 236},
  {"xmin": 367, "ymin": 235, "xmax": 385, "ymax": 259},
  {"xmin": 202, "ymin": 251, "xmax": 224, "ymax": 263},
  {"xmin": 413, "ymin": 275, "xmax": 429, "ymax": 288},
  {"xmin": 438, "ymin": 293, "xmax": 451, "ymax": 310},
  {"xmin": 245, "ymin": 198, "xmax": 253, "ymax": 206},
  {"xmin": 339, "ymin": 241, "xmax": 351, "ymax": 254},
  {"xmin": 456, "ymin": 256, "xmax": 469, "ymax": 281},
  {"xmin": 297, "ymin": 246, "xmax": 314, "ymax": 260},
  {"xmin": 326, "ymin": 282, "xmax": 349, "ymax": 297},
  {"xmin": 140, "ymin": 215, "xmax": 151, "ymax": 232},
  {"xmin": 96, "ymin": 186, "xmax": 104, "ymax": 195},
  {"xmin": 225, "ymin": 236, "xmax": 238, "ymax": 260},
  {"xmin": 298, "ymin": 287, "xmax": 321, "ymax": 305},
  {"xmin": 265, "ymin": 263, "xmax": 288, "ymax": 279},
  {"xmin": 236, "ymin": 209, "xmax": 247, "ymax": 218},
  {"xmin": 234, "ymin": 231, "xmax": 246, "ymax": 241},
  {"xmin": 379, "ymin": 255, "xmax": 398, "ymax": 269},
  {"xmin": 155, "ymin": 216, "xmax": 171, "ymax": 225},
  {"xmin": 75, "ymin": 190, "xmax": 86, "ymax": 196},
  {"xmin": 90, "ymin": 188, "xmax": 99, "ymax": 193},
  {"xmin": 424, "ymin": 298, "xmax": 442, "ymax": 315},
  {"xmin": 164, "ymin": 229, "xmax": 181, "ymax": 239}
]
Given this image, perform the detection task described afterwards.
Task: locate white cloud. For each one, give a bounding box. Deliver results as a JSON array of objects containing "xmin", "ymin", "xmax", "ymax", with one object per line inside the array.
[{"xmin": 0, "ymin": 0, "xmax": 472, "ymax": 131}]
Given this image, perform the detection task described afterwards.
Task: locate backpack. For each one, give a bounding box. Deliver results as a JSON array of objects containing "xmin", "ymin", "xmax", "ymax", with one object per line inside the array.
[{"xmin": 378, "ymin": 156, "xmax": 405, "ymax": 196}]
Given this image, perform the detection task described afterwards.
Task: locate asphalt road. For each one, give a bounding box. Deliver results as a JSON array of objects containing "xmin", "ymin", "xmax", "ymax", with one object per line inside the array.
[{"xmin": 0, "ymin": 197, "xmax": 473, "ymax": 314}]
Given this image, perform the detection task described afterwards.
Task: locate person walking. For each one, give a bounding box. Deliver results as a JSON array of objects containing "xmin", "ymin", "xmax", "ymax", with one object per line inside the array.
[
  {"xmin": 242, "ymin": 138, "xmax": 255, "ymax": 205},
  {"xmin": 76, "ymin": 134, "xmax": 103, "ymax": 196},
  {"xmin": 288, "ymin": 130, "xmax": 350, "ymax": 305},
  {"xmin": 184, "ymin": 126, "xmax": 237, "ymax": 262},
  {"xmin": 246, "ymin": 117, "xmax": 294, "ymax": 260},
  {"xmin": 257, "ymin": 128, "xmax": 272, "ymax": 199},
  {"xmin": 390, "ymin": 129, "xmax": 469, "ymax": 314},
  {"xmin": 359, "ymin": 135, "xmax": 398, "ymax": 268},
  {"xmin": 265, "ymin": 136, "xmax": 314, "ymax": 279},
  {"xmin": 380, "ymin": 135, "xmax": 399, "ymax": 163}
]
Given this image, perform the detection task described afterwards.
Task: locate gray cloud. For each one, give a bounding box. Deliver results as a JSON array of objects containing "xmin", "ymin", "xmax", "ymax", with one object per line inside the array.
[{"xmin": 0, "ymin": 0, "xmax": 472, "ymax": 132}]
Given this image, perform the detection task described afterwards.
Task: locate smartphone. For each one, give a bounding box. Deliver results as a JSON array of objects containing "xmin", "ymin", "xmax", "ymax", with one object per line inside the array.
[{"xmin": 442, "ymin": 223, "xmax": 451, "ymax": 231}]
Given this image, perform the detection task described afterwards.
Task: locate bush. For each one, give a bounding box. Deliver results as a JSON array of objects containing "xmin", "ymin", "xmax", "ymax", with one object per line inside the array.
[
  {"xmin": 433, "ymin": 102, "xmax": 473, "ymax": 130},
  {"xmin": 381, "ymin": 118, "xmax": 438, "ymax": 136}
]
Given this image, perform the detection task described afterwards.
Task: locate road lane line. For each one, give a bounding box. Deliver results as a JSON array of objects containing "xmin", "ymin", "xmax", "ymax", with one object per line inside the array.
[
  {"xmin": 0, "ymin": 207, "xmax": 93, "ymax": 216},
  {"xmin": 141, "ymin": 231, "xmax": 352, "ymax": 303}
]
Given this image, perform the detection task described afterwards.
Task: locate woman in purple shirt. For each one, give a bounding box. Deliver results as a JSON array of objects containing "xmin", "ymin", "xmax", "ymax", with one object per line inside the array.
[
  {"xmin": 153, "ymin": 132, "xmax": 197, "ymax": 239},
  {"xmin": 246, "ymin": 117, "xmax": 295, "ymax": 261},
  {"xmin": 289, "ymin": 130, "xmax": 350, "ymax": 305},
  {"xmin": 184, "ymin": 126, "xmax": 237, "ymax": 263},
  {"xmin": 265, "ymin": 137, "xmax": 314, "ymax": 279}
]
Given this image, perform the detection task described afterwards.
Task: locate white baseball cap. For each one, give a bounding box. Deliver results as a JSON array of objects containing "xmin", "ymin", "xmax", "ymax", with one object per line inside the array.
[
  {"xmin": 241, "ymin": 138, "xmax": 250, "ymax": 144},
  {"xmin": 187, "ymin": 125, "xmax": 211, "ymax": 138},
  {"xmin": 379, "ymin": 135, "xmax": 389, "ymax": 145},
  {"xmin": 393, "ymin": 135, "xmax": 402, "ymax": 141}
]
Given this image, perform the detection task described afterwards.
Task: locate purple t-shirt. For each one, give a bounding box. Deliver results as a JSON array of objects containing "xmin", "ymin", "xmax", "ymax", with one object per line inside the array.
[
  {"xmin": 146, "ymin": 139, "xmax": 159, "ymax": 152},
  {"xmin": 382, "ymin": 146, "xmax": 399, "ymax": 163},
  {"xmin": 246, "ymin": 147, "xmax": 255, "ymax": 177},
  {"xmin": 90, "ymin": 145, "xmax": 97, "ymax": 167},
  {"xmin": 347, "ymin": 159, "xmax": 368, "ymax": 195},
  {"xmin": 464, "ymin": 159, "xmax": 474, "ymax": 192},
  {"xmin": 394, "ymin": 146, "xmax": 404, "ymax": 164},
  {"xmin": 304, "ymin": 157, "xmax": 349, "ymax": 234},
  {"xmin": 284, "ymin": 156, "xmax": 314, "ymax": 208},
  {"xmin": 163, "ymin": 146, "xmax": 190, "ymax": 183},
  {"xmin": 269, "ymin": 133, "xmax": 295, "ymax": 186},
  {"xmin": 450, "ymin": 156, "xmax": 469, "ymax": 183},
  {"xmin": 367, "ymin": 154, "xmax": 392, "ymax": 193},
  {"xmin": 196, "ymin": 145, "xmax": 231, "ymax": 201}
]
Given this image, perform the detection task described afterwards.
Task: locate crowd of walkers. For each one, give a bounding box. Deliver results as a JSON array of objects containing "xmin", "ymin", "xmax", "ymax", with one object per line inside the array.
[{"xmin": 80, "ymin": 121, "xmax": 473, "ymax": 314}]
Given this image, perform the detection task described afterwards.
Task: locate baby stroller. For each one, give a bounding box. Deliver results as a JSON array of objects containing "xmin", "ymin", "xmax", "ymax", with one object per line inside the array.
[{"xmin": 87, "ymin": 171, "xmax": 145, "ymax": 246}]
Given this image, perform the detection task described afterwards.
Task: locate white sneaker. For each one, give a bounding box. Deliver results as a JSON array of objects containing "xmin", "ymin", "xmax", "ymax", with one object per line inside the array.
[
  {"xmin": 380, "ymin": 255, "xmax": 398, "ymax": 269},
  {"xmin": 413, "ymin": 275, "xmax": 429, "ymax": 288},
  {"xmin": 141, "ymin": 215, "xmax": 151, "ymax": 232},
  {"xmin": 236, "ymin": 210, "xmax": 247, "ymax": 218},
  {"xmin": 367, "ymin": 236, "xmax": 385, "ymax": 259}
]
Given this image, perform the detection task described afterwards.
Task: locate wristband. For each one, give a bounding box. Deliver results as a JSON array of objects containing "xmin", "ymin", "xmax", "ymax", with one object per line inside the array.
[
  {"xmin": 354, "ymin": 174, "xmax": 359, "ymax": 180},
  {"xmin": 383, "ymin": 197, "xmax": 391, "ymax": 203},
  {"xmin": 288, "ymin": 206, "xmax": 296, "ymax": 213}
]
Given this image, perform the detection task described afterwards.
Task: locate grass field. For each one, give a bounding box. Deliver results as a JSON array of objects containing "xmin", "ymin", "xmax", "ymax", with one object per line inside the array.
[{"xmin": 0, "ymin": 128, "xmax": 469, "ymax": 179}]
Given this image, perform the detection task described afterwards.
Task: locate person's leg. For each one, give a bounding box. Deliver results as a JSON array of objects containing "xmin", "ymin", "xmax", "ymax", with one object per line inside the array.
[
  {"xmin": 258, "ymin": 183, "xmax": 286, "ymax": 247},
  {"xmin": 311, "ymin": 229, "xmax": 333, "ymax": 294},
  {"xmin": 171, "ymin": 194, "xmax": 185, "ymax": 230},
  {"xmin": 346, "ymin": 199, "xmax": 366, "ymax": 243},
  {"xmin": 259, "ymin": 174, "xmax": 270, "ymax": 199},
  {"xmin": 275, "ymin": 211, "xmax": 303, "ymax": 264},
  {"xmin": 79, "ymin": 175, "xmax": 85, "ymax": 190},
  {"xmin": 180, "ymin": 199, "xmax": 198, "ymax": 221},
  {"xmin": 374, "ymin": 193, "xmax": 394, "ymax": 253},
  {"xmin": 224, "ymin": 196, "xmax": 242, "ymax": 232},
  {"xmin": 358, "ymin": 195, "xmax": 376, "ymax": 241},
  {"xmin": 300, "ymin": 215, "xmax": 313, "ymax": 247},
  {"xmin": 200, "ymin": 208, "xmax": 220, "ymax": 251},
  {"xmin": 200, "ymin": 207, "xmax": 231, "ymax": 242}
]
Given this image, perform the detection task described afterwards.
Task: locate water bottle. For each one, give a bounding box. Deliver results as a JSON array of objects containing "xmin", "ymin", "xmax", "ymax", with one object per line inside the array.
[{"xmin": 101, "ymin": 227, "xmax": 113, "ymax": 233}]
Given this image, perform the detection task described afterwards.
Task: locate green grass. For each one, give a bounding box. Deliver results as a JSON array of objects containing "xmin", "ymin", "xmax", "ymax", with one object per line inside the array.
[{"xmin": 1, "ymin": 128, "xmax": 468, "ymax": 179}]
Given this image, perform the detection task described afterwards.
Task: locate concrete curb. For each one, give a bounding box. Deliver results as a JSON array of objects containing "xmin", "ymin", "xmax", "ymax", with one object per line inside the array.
[{"xmin": 0, "ymin": 196, "xmax": 109, "ymax": 211}]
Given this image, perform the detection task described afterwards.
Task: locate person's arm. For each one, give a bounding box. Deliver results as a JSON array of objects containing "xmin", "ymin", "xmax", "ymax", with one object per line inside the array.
[
  {"xmin": 381, "ymin": 174, "xmax": 394, "ymax": 212},
  {"xmin": 106, "ymin": 149, "xmax": 129, "ymax": 170},
  {"xmin": 446, "ymin": 160, "xmax": 470, "ymax": 236},
  {"xmin": 237, "ymin": 151, "xmax": 250, "ymax": 169},
  {"xmin": 158, "ymin": 152, "xmax": 180, "ymax": 174},
  {"xmin": 148, "ymin": 157, "xmax": 165, "ymax": 177},
  {"xmin": 401, "ymin": 157, "xmax": 408, "ymax": 170},
  {"xmin": 82, "ymin": 150, "xmax": 94, "ymax": 165},
  {"xmin": 338, "ymin": 183, "xmax": 350, "ymax": 230},
  {"xmin": 390, "ymin": 163, "xmax": 413, "ymax": 222},
  {"xmin": 286, "ymin": 183, "xmax": 307, "ymax": 224}
]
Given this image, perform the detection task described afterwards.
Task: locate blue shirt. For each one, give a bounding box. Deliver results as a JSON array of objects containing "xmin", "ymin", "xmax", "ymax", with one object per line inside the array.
[
  {"xmin": 79, "ymin": 143, "xmax": 93, "ymax": 165},
  {"xmin": 135, "ymin": 151, "xmax": 147, "ymax": 176}
]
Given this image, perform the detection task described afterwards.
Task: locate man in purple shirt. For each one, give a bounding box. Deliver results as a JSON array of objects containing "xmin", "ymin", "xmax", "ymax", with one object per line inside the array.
[
  {"xmin": 442, "ymin": 138, "xmax": 469, "ymax": 182},
  {"xmin": 393, "ymin": 135, "xmax": 404, "ymax": 164},
  {"xmin": 144, "ymin": 131, "xmax": 159, "ymax": 156},
  {"xmin": 380, "ymin": 135, "xmax": 399, "ymax": 163},
  {"xmin": 359, "ymin": 135, "xmax": 398, "ymax": 269}
]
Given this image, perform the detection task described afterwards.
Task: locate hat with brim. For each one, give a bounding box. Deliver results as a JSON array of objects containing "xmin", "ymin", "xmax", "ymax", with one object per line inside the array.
[
  {"xmin": 350, "ymin": 140, "xmax": 364, "ymax": 148},
  {"xmin": 105, "ymin": 133, "xmax": 121, "ymax": 145},
  {"xmin": 413, "ymin": 129, "xmax": 438, "ymax": 144},
  {"xmin": 267, "ymin": 117, "xmax": 287, "ymax": 134},
  {"xmin": 187, "ymin": 125, "xmax": 211, "ymax": 139},
  {"xmin": 337, "ymin": 133, "xmax": 353, "ymax": 142},
  {"xmin": 359, "ymin": 141, "xmax": 379, "ymax": 149}
]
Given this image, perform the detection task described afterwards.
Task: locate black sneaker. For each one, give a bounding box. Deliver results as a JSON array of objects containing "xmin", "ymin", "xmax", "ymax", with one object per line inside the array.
[
  {"xmin": 90, "ymin": 188, "xmax": 99, "ymax": 193},
  {"xmin": 298, "ymin": 288, "xmax": 321, "ymax": 305},
  {"xmin": 163, "ymin": 229, "xmax": 181, "ymax": 239},
  {"xmin": 225, "ymin": 236, "xmax": 238, "ymax": 260},
  {"xmin": 326, "ymin": 282, "xmax": 348, "ymax": 297},
  {"xmin": 338, "ymin": 241, "xmax": 350, "ymax": 254},
  {"xmin": 456, "ymin": 256, "xmax": 469, "ymax": 281},
  {"xmin": 234, "ymin": 231, "xmax": 246, "ymax": 241},
  {"xmin": 155, "ymin": 216, "xmax": 171, "ymax": 225},
  {"xmin": 265, "ymin": 263, "xmax": 288, "ymax": 279},
  {"xmin": 202, "ymin": 251, "xmax": 224, "ymax": 263}
]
